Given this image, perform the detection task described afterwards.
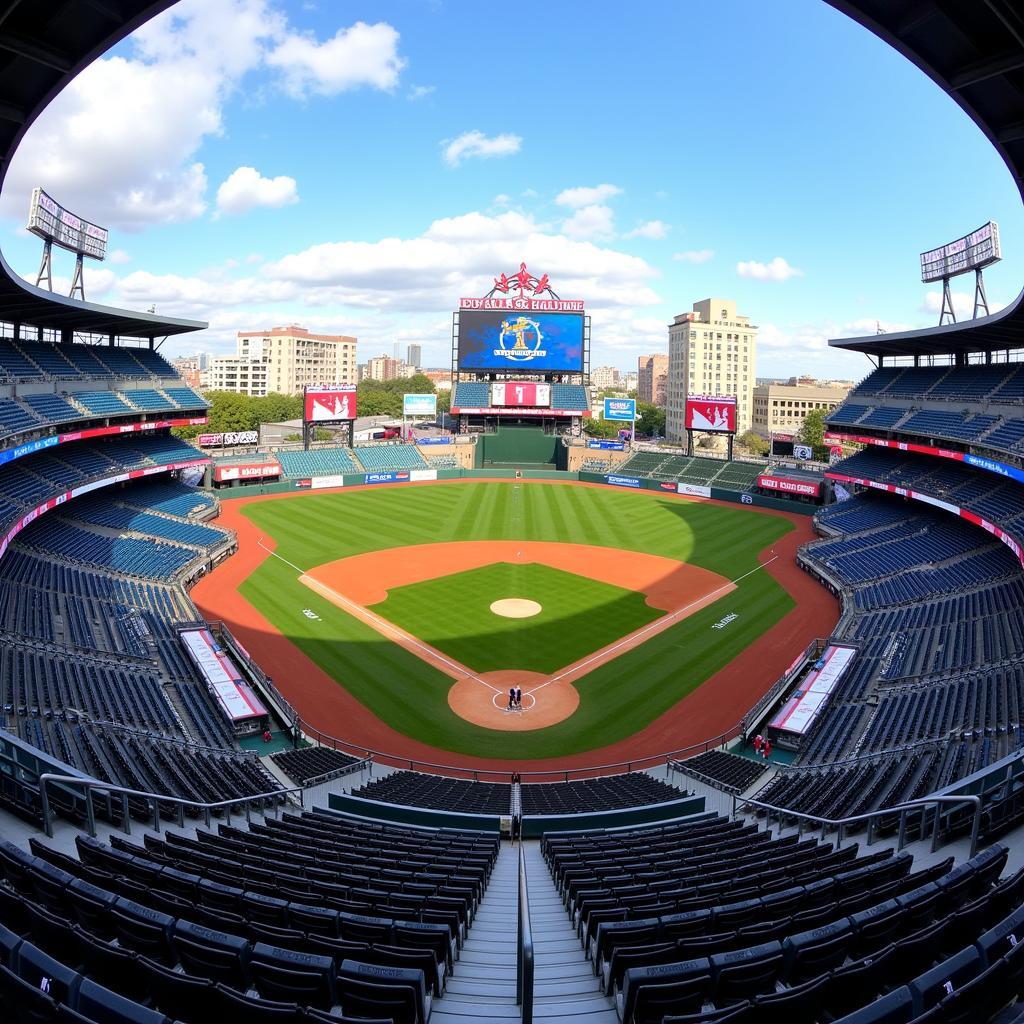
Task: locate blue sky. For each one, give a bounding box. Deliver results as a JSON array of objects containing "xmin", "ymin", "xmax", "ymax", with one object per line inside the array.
[{"xmin": 0, "ymin": 0, "xmax": 1020, "ymax": 379}]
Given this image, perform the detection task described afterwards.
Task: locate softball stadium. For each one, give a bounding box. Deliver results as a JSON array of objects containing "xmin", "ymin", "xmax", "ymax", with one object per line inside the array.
[{"xmin": 2, "ymin": 4, "xmax": 1024, "ymax": 1024}]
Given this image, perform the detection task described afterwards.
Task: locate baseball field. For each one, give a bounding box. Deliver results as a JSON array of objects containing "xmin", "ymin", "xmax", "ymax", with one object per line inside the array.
[{"xmin": 190, "ymin": 480, "xmax": 831, "ymax": 763}]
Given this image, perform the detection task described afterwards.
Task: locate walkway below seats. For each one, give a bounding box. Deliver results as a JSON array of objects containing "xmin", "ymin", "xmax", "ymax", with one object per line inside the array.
[{"xmin": 433, "ymin": 841, "xmax": 616, "ymax": 1022}]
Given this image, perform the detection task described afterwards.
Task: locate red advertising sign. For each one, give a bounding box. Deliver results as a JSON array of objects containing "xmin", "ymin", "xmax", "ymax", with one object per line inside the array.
[
  {"xmin": 304, "ymin": 386, "xmax": 356, "ymax": 423},
  {"xmin": 757, "ymin": 474, "xmax": 821, "ymax": 497},
  {"xmin": 685, "ymin": 394, "xmax": 737, "ymax": 434},
  {"xmin": 489, "ymin": 382, "xmax": 551, "ymax": 407},
  {"xmin": 213, "ymin": 463, "xmax": 281, "ymax": 482}
]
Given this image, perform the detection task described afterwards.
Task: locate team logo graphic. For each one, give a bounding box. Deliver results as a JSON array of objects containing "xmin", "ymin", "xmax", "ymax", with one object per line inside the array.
[{"xmin": 495, "ymin": 315, "xmax": 547, "ymax": 362}]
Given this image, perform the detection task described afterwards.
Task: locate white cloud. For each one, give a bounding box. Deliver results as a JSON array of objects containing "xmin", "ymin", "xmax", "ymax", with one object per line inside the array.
[
  {"xmin": 108, "ymin": 249, "xmax": 131, "ymax": 265},
  {"xmin": 561, "ymin": 204, "xmax": 615, "ymax": 240},
  {"xmin": 3, "ymin": 2, "xmax": 405, "ymax": 230},
  {"xmin": 673, "ymin": 249, "xmax": 714, "ymax": 264},
  {"xmin": 555, "ymin": 183, "xmax": 622, "ymax": 209},
  {"xmin": 736, "ymin": 256, "xmax": 804, "ymax": 281},
  {"xmin": 919, "ymin": 289, "xmax": 1005, "ymax": 321},
  {"xmin": 624, "ymin": 220, "xmax": 669, "ymax": 240},
  {"xmin": 215, "ymin": 165, "xmax": 298, "ymax": 215},
  {"xmin": 407, "ymin": 84, "xmax": 435, "ymax": 101},
  {"xmin": 442, "ymin": 130, "xmax": 522, "ymax": 167},
  {"xmin": 268, "ymin": 21, "xmax": 404, "ymax": 97}
]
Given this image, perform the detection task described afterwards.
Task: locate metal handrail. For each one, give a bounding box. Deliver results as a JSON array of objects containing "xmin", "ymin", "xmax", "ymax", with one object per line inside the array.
[
  {"xmin": 38, "ymin": 772, "xmax": 305, "ymax": 840},
  {"xmin": 516, "ymin": 843, "xmax": 534, "ymax": 1024},
  {"xmin": 733, "ymin": 792, "xmax": 983, "ymax": 858},
  {"xmin": 298, "ymin": 719, "xmax": 742, "ymax": 782}
]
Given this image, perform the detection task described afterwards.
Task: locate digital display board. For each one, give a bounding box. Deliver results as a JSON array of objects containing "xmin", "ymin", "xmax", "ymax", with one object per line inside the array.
[
  {"xmin": 685, "ymin": 394, "xmax": 737, "ymax": 434},
  {"xmin": 603, "ymin": 397, "xmax": 636, "ymax": 422},
  {"xmin": 403, "ymin": 393, "xmax": 437, "ymax": 416},
  {"xmin": 490, "ymin": 382, "xmax": 551, "ymax": 407},
  {"xmin": 920, "ymin": 221, "xmax": 1001, "ymax": 282},
  {"xmin": 304, "ymin": 385, "xmax": 356, "ymax": 422},
  {"xmin": 458, "ymin": 310, "xmax": 584, "ymax": 372}
]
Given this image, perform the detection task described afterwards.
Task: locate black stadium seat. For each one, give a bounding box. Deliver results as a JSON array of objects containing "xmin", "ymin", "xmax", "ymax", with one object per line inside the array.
[{"xmin": 249, "ymin": 944, "xmax": 336, "ymax": 1011}]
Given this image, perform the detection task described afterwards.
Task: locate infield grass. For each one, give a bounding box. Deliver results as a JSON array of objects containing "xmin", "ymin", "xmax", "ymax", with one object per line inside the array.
[
  {"xmin": 370, "ymin": 562, "xmax": 662, "ymax": 674},
  {"xmin": 238, "ymin": 481, "xmax": 795, "ymax": 758}
]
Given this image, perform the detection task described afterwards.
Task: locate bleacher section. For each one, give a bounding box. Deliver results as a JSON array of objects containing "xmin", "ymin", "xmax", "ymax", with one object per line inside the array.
[
  {"xmin": 765, "ymin": 488, "xmax": 1024, "ymax": 820},
  {"xmin": 616, "ymin": 449, "xmax": 767, "ymax": 489},
  {"xmin": 352, "ymin": 444, "xmax": 427, "ymax": 471},
  {"xmin": 520, "ymin": 773, "xmax": 682, "ymax": 814},
  {"xmin": 0, "ymin": 811, "xmax": 500, "ymax": 1022},
  {"xmin": 275, "ymin": 446, "xmax": 357, "ymax": 478},
  {"xmin": 451, "ymin": 380, "xmax": 490, "ymax": 407},
  {"xmin": 353, "ymin": 771, "xmax": 510, "ymax": 814},
  {"xmin": 676, "ymin": 750, "xmax": 769, "ymax": 794},
  {"xmin": 0, "ymin": 339, "xmax": 179, "ymax": 382},
  {"xmin": 542, "ymin": 817, "xmax": 1016, "ymax": 1024},
  {"xmin": 271, "ymin": 746, "xmax": 361, "ymax": 785},
  {"xmin": 550, "ymin": 383, "xmax": 589, "ymax": 410}
]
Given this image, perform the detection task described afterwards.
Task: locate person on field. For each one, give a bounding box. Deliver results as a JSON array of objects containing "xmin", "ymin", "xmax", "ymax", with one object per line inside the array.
[
  {"xmin": 508, "ymin": 687, "xmax": 516, "ymax": 711},
  {"xmin": 753, "ymin": 734, "xmax": 763, "ymax": 755},
  {"xmin": 762, "ymin": 738, "xmax": 772, "ymax": 759},
  {"xmin": 515, "ymin": 686, "xmax": 522, "ymax": 709}
]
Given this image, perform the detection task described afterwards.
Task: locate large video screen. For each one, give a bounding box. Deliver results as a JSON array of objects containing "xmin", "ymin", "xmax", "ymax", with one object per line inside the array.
[
  {"xmin": 304, "ymin": 385, "xmax": 356, "ymax": 422},
  {"xmin": 685, "ymin": 394, "xmax": 737, "ymax": 434},
  {"xmin": 458, "ymin": 310, "xmax": 584, "ymax": 372}
]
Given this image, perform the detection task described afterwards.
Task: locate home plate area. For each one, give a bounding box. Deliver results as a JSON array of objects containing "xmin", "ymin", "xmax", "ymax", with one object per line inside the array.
[{"xmin": 300, "ymin": 540, "xmax": 735, "ymax": 732}]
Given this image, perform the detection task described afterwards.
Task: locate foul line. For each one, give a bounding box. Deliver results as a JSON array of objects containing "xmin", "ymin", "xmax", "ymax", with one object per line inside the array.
[
  {"xmin": 256, "ymin": 537, "xmax": 502, "ymax": 694},
  {"xmin": 527, "ymin": 556, "xmax": 779, "ymax": 695}
]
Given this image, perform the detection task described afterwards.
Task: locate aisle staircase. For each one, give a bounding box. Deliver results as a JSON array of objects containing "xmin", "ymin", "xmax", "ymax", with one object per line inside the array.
[{"xmin": 433, "ymin": 841, "xmax": 617, "ymax": 1022}]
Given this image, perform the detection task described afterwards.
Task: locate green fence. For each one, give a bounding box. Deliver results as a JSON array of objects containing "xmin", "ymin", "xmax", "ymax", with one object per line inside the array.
[{"xmin": 479, "ymin": 426, "xmax": 560, "ymax": 467}]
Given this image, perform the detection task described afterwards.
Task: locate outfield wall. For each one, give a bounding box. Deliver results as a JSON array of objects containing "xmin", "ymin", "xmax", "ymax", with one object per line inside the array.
[{"xmin": 207, "ymin": 468, "xmax": 815, "ymax": 514}]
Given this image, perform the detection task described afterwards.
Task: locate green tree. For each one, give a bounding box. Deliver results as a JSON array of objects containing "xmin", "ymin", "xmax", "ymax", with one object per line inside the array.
[
  {"xmin": 738, "ymin": 430, "xmax": 769, "ymax": 457},
  {"xmin": 584, "ymin": 416, "xmax": 622, "ymax": 439},
  {"xmin": 798, "ymin": 408, "xmax": 830, "ymax": 462},
  {"xmin": 205, "ymin": 391, "xmax": 258, "ymax": 432},
  {"xmin": 636, "ymin": 402, "xmax": 666, "ymax": 438}
]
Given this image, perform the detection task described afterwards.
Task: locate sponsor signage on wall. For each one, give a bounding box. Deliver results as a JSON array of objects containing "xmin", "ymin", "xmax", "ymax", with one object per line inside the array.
[
  {"xmin": 198, "ymin": 431, "xmax": 258, "ymax": 447},
  {"xmin": 365, "ymin": 471, "xmax": 411, "ymax": 484},
  {"xmin": 213, "ymin": 463, "xmax": 281, "ymax": 482},
  {"xmin": 409, "ymin": 469, "xmax": 438, "ymax": 482},
  {"xmin": 311, "ymin": 475, "xmax": 345, "ymax": 489},
  {"xmin": 757, "ymin": 474, "xmax": 821, "ymax": 497},
  {"xmin": 677, "ymin": 483, "xmax": 711, "ymax": 498},
  {"xmin": 605, "ymin": 474, "xmax": 641, "ymax": 488},
  {"xmin": 586, "ymin": 440, "xmax": 625, "ymax": 450},
  {"xmin": 685, "ymin": 394, "xmax": 737, "ymax": 434}
]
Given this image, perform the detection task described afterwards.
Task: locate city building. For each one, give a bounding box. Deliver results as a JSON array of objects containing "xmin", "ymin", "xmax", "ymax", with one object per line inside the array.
[
  {"xmin": 204, "ymin": 355, "xmax": 269, "ymax": 396},
  {"xmin": 214, "ymin": 324, "xmax": 358, "ymax": 397},
  {"xmin": 637, "ymin": 353, "xmax": 669, "ymax": 406},
  {"xmin": 752, "ymin": 377, "xmax": 853, "ymax": 436},
  {"xmin": 406, "ymin": 344, "xmax": 422, "ymax": 369},
  {"xmin": 171, "ymin": 356, "xmax": 202, "ymax": 390},
  {"xmin": 422, "ymin": 369, "xmax": 453, "ymax": 391},
  {"xmin": 622, "ymin": 371, "xmax": 639, "ymax": 393},
  {"xmin": 366, "ymin": 354, "xmax": 418, "ymax": 381},
  {"xmin": 666, "ymin": 298, "xmax": 758, "ymax": 439},
  {"xmin": 590, "ymin": 365, "xmax": 620, "ymax": 391}
]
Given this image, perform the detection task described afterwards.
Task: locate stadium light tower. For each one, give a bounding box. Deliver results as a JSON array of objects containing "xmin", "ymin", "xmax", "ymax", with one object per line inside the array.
[
  {"xmin": 27, "ymin": 186, "xmax": 108, "ymax": 300},
  {"xmin": 920, "ymin": 221, "xmax": 1001, "ymax": 325}
]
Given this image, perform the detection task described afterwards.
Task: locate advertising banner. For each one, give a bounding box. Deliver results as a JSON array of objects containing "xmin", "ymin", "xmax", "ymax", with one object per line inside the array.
[
  {"xmin": 490, "ymin": 382, "xmax": 551, "ymax": 407},
  {"xmin": 403, "ymin": 393, "xmax": 437, "ymax": 416},
  {"xmin": 304, "ymin": 385, "xmax": 356, "ymax": 422},
  {"xmin": 198, "ymin": 431, "xmax": 258, "ymax": 447},
  {"xmin": 415, "ymin": 436, "xmax": 452, "ymax": 445},
  {"xmin": 365, "ymin": 471, "xmax": 411, "ymax": 484},
  {"xmin": 605, "ymin": 474, "xmax": 641, "ymax": 488},
  {"xmin": 603, "ymin": 397, "xmax": 636, "ymax": 422},
  {"xmin": 678, "ymin": 483, "xmax": 711, "ymax": 498},
  {"xmin": 757, "ymin": 474, "xmax": 821, "ymax": 497},
  {"xmin": 685, "ymin": 394, "xmax": 737, "ymax": 434},
  {"xmin": 587, "ymin": 440, "xmax": 625, "ymax": 450},
  {"xmin": 457, "ymin": 310, "xmax": 584, "ymax": 372},
  {"xmin": 311, "ymin": 475, "xmax": 345, "ymax": 489},
  {"xmin": 409, "ymin": 469, "xmax": 438, "ymax": 482},
  {"xmin": 213, "ymin": 462, "xmax": 281, "ymax": 482},
  {"xmin": 794, "ymin": 444, "xmax": 813, "ymax": 461}
]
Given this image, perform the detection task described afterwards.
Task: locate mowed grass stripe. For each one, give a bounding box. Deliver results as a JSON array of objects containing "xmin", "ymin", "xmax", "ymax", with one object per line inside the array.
[
  {"xmin": 370, "ymin": 562, "xmax": 662, "ymax": 674},
  {"xmin": 239, "ymin": 482, "xmax": 795, "ymax": 758}
]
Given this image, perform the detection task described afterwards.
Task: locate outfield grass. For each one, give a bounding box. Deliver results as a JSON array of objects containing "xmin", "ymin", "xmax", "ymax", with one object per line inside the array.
[
  {"xmin": 370, "ymin": 562, "xmax": 662, "ymax": 674},
  {"xmin": 239, "ymin": 482, "xmax": 795, "ymax": 758}
]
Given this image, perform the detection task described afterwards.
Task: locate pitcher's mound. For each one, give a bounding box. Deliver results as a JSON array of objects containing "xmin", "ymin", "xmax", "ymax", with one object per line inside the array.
[
  {"xmin": 490, "ymin": 598, "xmax": 542, "ymax": 619},
  {"xmin": 448, "ymin": 670, "xmax": 579, "ymax": 731}
]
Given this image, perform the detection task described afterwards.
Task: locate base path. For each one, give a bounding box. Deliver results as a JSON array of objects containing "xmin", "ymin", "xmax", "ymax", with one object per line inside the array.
[
  {"xmin": 190, "ymin": 478, "xmax": 839, "ymax": 772},
  {"xmin": 301, "ymin": 540, "xmax": 732, "ymax": 732}
]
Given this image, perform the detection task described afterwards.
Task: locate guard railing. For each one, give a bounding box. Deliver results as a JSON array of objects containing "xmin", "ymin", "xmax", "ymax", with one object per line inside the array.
[{"xmin": 516, "ymin": 843, "xmax": 534, "ymax": 1024}]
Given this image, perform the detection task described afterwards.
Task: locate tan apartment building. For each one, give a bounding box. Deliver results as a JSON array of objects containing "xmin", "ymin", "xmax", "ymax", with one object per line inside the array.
[
  {"xmin": 637, "ymin": 353, "xmax": 668, "ymax": 406},
  {"xmin": 752, "ymin": 377, "xmax": 852, "ymax": 435},
  {"xmin": 365, "ymin": 355, "xmax": 418, "ymax": 381},
  {"xmin": 220, "ymin": 324, "xmax": 357, "ymax": 396},
  {"xmin": 203, "ymin": 355, "xmax": 269, "ymax": 396},
  {"xmin": 666, "ymin": 298, "xmax": 757, "ymax": 439}
]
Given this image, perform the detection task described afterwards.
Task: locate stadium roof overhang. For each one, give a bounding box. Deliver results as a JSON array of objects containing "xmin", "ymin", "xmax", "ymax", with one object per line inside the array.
[
  {"xmin": 0, "ymin": 1, "xmax": 204, "ymax": 341},
  {"xmin": 825, "ymin": 0, "xmax": 1024, "ymax": 361}
]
